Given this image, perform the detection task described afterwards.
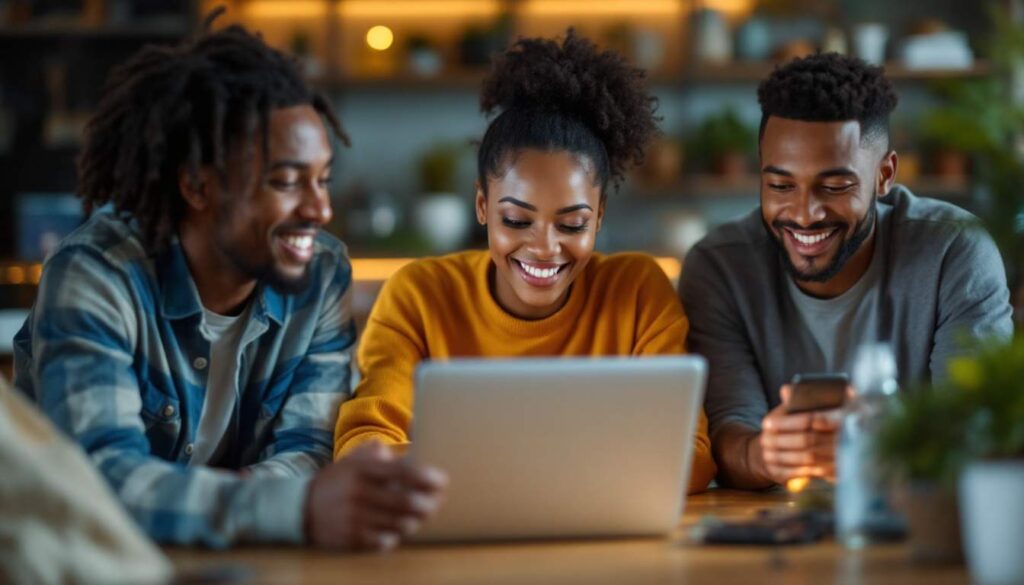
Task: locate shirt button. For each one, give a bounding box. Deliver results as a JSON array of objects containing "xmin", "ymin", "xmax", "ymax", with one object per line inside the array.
[
  {"xmin": 184, "ymin": 443, "xmax": 194, "ymax": 456},
  {"xmin": 193, "ymin": 357, "xmax": 208, "ymax": 370},
  {"xmin": 162, "ymin": 404, "xmax": 175, "ymax": 417}
]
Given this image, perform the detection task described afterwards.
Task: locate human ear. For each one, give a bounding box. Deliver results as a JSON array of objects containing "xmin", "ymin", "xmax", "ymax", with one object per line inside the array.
[
  {"xmin": 475, "ymin": 182, "xmax": 487, "ymax": 226},
  {"xmin": 877, "ymin": 151, "xmax": 898, "ymax": 196},
  {"xmin": 178, "ymin": 166, "xmax": 212, "ymax": 212}
]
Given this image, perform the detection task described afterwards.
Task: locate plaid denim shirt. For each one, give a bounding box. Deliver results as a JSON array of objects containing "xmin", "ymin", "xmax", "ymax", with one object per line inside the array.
[{"xmin": 13, "ymin": 213, "xmax": 355, "ymax": 547}]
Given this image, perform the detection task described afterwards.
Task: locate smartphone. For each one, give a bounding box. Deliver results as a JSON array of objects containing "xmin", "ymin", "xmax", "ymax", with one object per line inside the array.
[
  {"xmin": 697, "ymin": 509, "xmax": 831, "ymax": 545},
  {"xmin": 785, "ymin": 373, "xmax": 848, "ymax": 414}
]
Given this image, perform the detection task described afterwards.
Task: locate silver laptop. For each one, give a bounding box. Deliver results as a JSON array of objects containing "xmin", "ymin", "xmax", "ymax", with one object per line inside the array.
[{"xmin": 408, "ymin": 356, "xmax": 707, "ymax": 543}]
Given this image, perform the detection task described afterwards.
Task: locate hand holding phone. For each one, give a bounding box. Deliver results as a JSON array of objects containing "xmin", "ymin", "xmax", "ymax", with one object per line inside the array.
[
  {"xmin": 785, "ymin": 373, "xmax": 848, "ymax": 414},
  {"xmin": 758, "ymin": 374, "xmax": 848, "ymax": 485}
]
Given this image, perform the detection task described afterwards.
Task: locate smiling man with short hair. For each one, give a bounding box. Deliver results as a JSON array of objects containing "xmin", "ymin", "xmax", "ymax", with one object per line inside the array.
[{"xmin": 679, "ymin": 53, "xmax": 1014, "ymax": 489}]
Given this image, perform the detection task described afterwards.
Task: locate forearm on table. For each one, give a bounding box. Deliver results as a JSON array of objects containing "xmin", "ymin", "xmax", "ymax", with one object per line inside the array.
[
  {"xmin": 94, "ymin": 448, "xmax": 308, "ymax": 546},
  {"xmin": 334, "ymin": 370, "xmax": 414, "ymax": 459},
  {"xmin": 711, "ymin": 421, "xmax": 775, "ymax": 490},
  {"xmin": 334, "ymin": 427, "xmax": 406, "ymax": 459}
]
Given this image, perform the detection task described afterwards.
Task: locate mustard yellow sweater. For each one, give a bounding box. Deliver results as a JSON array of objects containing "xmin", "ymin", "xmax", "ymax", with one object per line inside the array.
[{"xmin": 334, "ymin": 250, "xmax": 716, "ymax": 493}]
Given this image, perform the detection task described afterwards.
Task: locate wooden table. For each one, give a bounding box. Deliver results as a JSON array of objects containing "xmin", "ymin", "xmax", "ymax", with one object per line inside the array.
[{"xmin": 168, "ymin": 489, "xmax": 968, "ymax": 584}]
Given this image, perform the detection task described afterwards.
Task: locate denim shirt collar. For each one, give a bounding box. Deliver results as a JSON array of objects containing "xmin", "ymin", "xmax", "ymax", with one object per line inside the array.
[{"xmin": 156, "ymin": 239, "xmax": 286, "ymax": 326}]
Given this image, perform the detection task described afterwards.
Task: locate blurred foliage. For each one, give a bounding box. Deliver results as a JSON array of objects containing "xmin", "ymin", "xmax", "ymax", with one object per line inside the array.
[
  {"xmin": 418, "ymin": 142, "xmax": 462, "ymax": 194},
  {"xmin": 686, "ymin": 107, "xmax": 756, "ymax": 169},
  {"xmin": 876, "ymin": 337, "xmax": 1024, "ymax": 486},
  {"xmin": 919, "ymin": 81, "xmax": 1017, "ymax": 153},
  {"xmin": 921, "ymin": 5, "xmax": 1024, "ymax": 289},
  {"xmin": 876, "ymin": 4, "xmax": 1024, "ymax": 489}
]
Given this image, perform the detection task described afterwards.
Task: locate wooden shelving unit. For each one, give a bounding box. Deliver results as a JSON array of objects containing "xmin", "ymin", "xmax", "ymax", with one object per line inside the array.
[
  {"xmin": 0, "ymin": 0, "xmax": 1001, "ymax": 261},
  {"xmin": 206, "ymin": 0, "xmax": 997, "ymax": 93},
  {"xmin": 0, "ymin": 21, "xmax": 190, "ymax": 40},
  {"xmin": 628, "ymin": 175, "xmax": 973, "ymax": 201},
  {"xmin": 311, "ymin": 70, "xmax": 489, "ymax": 91},
  {"xmin": 683, "ymin": 61, "xmax": 992, "ymax": 84},
  {"xmin": 313, "ymin": 61, "xmax": 994, "ymax": 93}
]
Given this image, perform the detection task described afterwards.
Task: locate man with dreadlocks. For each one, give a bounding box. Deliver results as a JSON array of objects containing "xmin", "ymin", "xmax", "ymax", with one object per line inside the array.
[
  {"xmin": 12, "ymin": 16, "xmax": 447, "ymax": 549},
  {"xmin": 679, "ymin": 53, "xmax": 1013, "ymax": 489}
]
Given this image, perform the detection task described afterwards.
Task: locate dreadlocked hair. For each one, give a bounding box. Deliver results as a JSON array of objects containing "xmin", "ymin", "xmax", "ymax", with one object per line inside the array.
[
  {"xmin": 77, "ymin": 10, "xmax": 348, "ymax": 251},
  {"xmin": 478, "ymin": 29, "xmax": 659, "ymax": 201}
]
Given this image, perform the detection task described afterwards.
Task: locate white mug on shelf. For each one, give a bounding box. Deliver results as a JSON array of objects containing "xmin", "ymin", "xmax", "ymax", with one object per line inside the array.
[{"xmin": 853, "ymin": 23, "xmax": 888, "ymax": 66}]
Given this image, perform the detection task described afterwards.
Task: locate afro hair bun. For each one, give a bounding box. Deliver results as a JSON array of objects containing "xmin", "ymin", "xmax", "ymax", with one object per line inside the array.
[{"xmin": 480, "ymin": 29, "xmax": 659, "ymax": 186}]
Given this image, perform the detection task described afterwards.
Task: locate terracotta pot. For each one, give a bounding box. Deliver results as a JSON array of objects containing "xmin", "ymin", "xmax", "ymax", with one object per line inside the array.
[
  {"xmin": 901, "ymin": 482, "xmax": 963, "ymax": 564},
  {"xmin": 636, "ymin": 139, "xmax": 683, "ymax": 188},
  {"xmin": 932, "ymin": 150, "xmax": 970, "ymax": 178},
  {"xmin": 712, "ymin": 152, "xmax": 748, "ymax": 180}
]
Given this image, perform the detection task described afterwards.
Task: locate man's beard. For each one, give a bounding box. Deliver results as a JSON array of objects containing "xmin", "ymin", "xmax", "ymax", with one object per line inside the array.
[
  {"xmin": 217, "ymin": 227, "xmax": 316, "ymax": 296},
  {"xmin": 765, "ymin": 199, "xmax": 876, "ymax": 284}
]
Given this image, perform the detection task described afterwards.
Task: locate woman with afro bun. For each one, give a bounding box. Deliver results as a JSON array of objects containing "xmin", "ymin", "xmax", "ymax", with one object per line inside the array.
[{"xmin": 334, "ymin": 30, "xmax": 715, "ymax": 495}]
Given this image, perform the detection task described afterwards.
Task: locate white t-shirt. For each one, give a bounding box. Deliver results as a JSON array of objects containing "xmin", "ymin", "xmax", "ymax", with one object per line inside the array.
[
  {"xmin": 190, "ymin": 304, "xmax": 250, "ymax": 466},
  {"xmin": 785, "ymin": 229, "xmax": 884, "ymax": 376}
]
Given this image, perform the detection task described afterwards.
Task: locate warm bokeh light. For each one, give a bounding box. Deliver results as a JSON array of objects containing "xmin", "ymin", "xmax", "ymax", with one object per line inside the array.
[
  {"xmin": 352, "ymin": 258, "xmax": 415, "ymax": 282},
  {"xmin": 366, "ymin": 25, "xmax": 395, "ymax": 51},
  {"xmin": 242, "ymin": 0, "xmax": 327, "ymax": 19},
  {"xmin": 6, "ymin": 266, "xmax": 25, "ymax": 285},
  {"xmin": 700, "ymin": 0, "xmax": 755, "ymax": 19},
  {"xmin": 786, "ymin": 477, "xmax": 810, "ymax": 493},
  {"xmin": 352, "ymin": 258, "xmax": 679, "ymax": 282},
  {"xmin": 1, "ymin": 259, "xmax": 680, "ymax": 285},
  {"xmin": 522, "ymin": 0, "xmax": 680, "ymax": 17},
  {"xmin": 341, "ymin": 1, "xmax": 501, "ymax": 18},
  {"xmin": 655, "ymin": 257, "xmax": 681, "ymax": 282}
]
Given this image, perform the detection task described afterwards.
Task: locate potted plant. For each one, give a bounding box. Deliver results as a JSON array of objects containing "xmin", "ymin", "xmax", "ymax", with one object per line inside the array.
[
  {"xmin": 458, "ymin": 13, "xmax": 511, "ymax": 68},
  {"xmin": 288, "ymin": 29, "xmax": 322, "ymax": 78},
  {"xmin": 687, "ymin": 107, "xmax": 755, "ymax": 180},
  {"xmin": 875, "ymin": 335, "xmax": 1024, "ymax": 576},
  {"xmin": 874, "ymin": 379, "xmax": 970, "ymax": 563},
  {"xmin": 947, "ymin": 342, "xmax": 1024, "ymax": 585},
  {"xmin": 634, "ymin": 137, "xmax": 684, "ymax": 190},
  {"xmin": 413, "ymin": 142, "xmax": 470, "ymax": 253},
  {"xmin": 406, "ymin": 34, "xmax": 442, "ymax": 78},
  {"xmin": 879, "ymin": 11, "xmax": 1024, "ymax": 579},
  {"xmin": 919, "ymin": 103, "xmax": 989, "ymax": 178}
]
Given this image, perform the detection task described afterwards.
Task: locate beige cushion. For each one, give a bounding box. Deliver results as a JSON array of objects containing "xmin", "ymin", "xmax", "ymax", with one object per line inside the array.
[{"xmin": 0, "ymin": 376, "xmax": 172, "ymax": 585}]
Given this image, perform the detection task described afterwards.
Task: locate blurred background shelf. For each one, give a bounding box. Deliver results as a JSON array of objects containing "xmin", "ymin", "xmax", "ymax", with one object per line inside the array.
[
  {"xmin": 311, "ymin": 71, "xmax": 490, "ymax": 90},
  {"xmin": 0, "ymin": 21, "xmax": 189, "ymax": 39},
  {"xmin": 0, "ymin": 0, "xmax": 1011, "ymax": 267},
  {"xmin": 683, "ymin": 60, "xmax": 993, "ymax": 83},
  {"xmin": 629, "ymin": 175, "xmax": 972, "ymax": 200}
]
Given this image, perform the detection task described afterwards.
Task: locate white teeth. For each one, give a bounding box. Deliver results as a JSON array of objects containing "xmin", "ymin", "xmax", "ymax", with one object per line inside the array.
[
  {"xmin": 519, "ymin": 261, "xmax": 560, "ymax": 279},
  {"xmin": 283, "ymin": 235, "xmax": 313, "ymax": 251},
  {"xmin": 791, "ymin": 230, "xmax": 834, "ymax": 245}
]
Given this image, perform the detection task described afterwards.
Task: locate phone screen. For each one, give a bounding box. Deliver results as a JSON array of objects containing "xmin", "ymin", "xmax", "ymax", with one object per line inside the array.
[{"xmin": 786, "ymin": 373, "xmax": 848, "ymax": 414}]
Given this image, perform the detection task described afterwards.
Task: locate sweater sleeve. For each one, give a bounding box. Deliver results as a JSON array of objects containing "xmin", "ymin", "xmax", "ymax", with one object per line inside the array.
[
  {"xmin": 333, "ymin": 268, "xmax": 427, "ymax": 459},
  {"xmin": 631, "ymin": 256, "xmax": 716, "ymax": 494}
]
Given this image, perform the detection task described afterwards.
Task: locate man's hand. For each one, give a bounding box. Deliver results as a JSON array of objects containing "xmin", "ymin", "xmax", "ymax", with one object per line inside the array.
[
  {"xmin": 758, "ymin": 385, "xmax": 843, "ymax": 485},
  {"xmin": 304, "ymin": 441, "xmax": 448, "ymax": 551}
]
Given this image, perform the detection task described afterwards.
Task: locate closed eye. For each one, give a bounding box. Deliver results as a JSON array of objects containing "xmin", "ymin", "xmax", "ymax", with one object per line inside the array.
[
  {"xmin": 502, "ymin": 217, "xmax": 530, "ymax": 229},
  {"xmin": 559, "ymin": 223, "xmax": 588, "ymax": 234},
  {"xmin": 821, "ymin": 184, "xmax": 855, "ymax": 194},
  {"xmin": 767, "ymin": 183, "xmax": 793, "ymax": 191}
]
